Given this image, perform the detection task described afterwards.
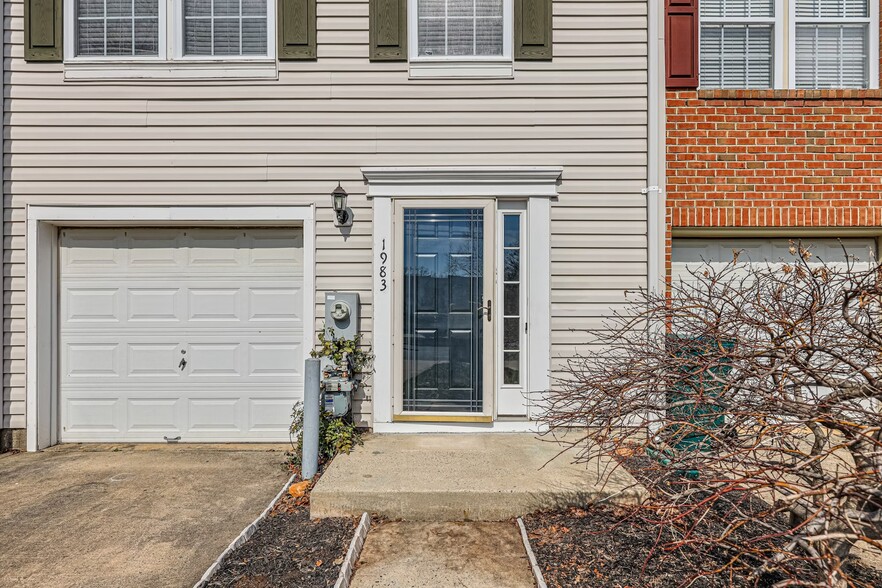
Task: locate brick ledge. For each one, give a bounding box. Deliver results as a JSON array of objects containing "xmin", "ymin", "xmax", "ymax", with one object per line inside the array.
[{"xmin": 695, "ymin": 89, "xmax": 882, "ymax": 100}]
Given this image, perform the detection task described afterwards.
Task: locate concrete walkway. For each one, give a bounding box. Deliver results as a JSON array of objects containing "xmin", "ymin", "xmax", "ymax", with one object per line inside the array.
[
  {"xmin": 312, "ymin": 433, "xmax": 645, "ymax": 520},
  {"xmin": 0, "ymin": 444, "xmax": 288, "ymax": 588},
  {"xmin": 351, "ymin": 521, "xmax": 535, "ymax": 588}
]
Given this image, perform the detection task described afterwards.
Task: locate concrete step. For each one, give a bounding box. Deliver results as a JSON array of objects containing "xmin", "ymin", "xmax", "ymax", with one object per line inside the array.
[
  {"xmin": 311, "ymin": 433, "xmax": 645, "ymax": 521},
  {"xmin": 349, "ymin": 521, "xmax": 535, "ymax": 588}
]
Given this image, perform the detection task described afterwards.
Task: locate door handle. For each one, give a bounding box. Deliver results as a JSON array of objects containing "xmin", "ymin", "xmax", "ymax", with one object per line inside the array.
[
  {"xmin": 477, "ymin": 299, "xmax": 492, "ymax": 322},
  {"xmin": 179, "ymin": 358, "xmax": 187, "ymax": 371}
]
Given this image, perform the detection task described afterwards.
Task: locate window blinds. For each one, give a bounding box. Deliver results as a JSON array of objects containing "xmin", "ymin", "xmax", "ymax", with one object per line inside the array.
[
  {"xmin": 700, "ymin": 0, "xmax": 774, "ymax": 18},
  {"xmin": 701, "ymin": 25, "xmax": 774, "ymax": 88},
  {"xmin": 794, "ymin": 1, "xmax": 869, "ymax": 88},
  {"xmin": 184, "ymin": 0, "xmax": 268, "ymax": 56},
  {"xmin": 417, "ymin": 0, "xmax": 504, "ymax": 57},
  {"xmin": 795, "ymin": 24, "xmax": 868, "ymax": 88},
  {"xmin": 795, "ymin": 0, "xmax": 868, "ymax": 18},
  {"xmin": 76, "ymin": 0, "xmax": 160, "ymax": 56},
  {"xmin": 699, "ymin": 0, "xmax": 774, "ymax": 89}
]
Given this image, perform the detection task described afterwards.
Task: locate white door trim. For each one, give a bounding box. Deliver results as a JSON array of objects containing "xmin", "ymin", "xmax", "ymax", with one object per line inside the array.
[
  {"xmin": 26, "ymin": 205, "xmax": 316, "ymax": 451},
  {"xmin": 363, "ymin": 167, "xmax": 556, "ymax": 430}
]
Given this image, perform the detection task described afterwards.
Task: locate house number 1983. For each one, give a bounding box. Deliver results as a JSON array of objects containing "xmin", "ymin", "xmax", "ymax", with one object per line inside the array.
[{"xmin": 379, "ymin": 239, "xmax": 388, "ymax": 292}]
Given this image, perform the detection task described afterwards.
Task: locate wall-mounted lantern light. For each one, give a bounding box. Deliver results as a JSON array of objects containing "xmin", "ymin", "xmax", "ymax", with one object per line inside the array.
[{"xmin": 332, "ymin": 182, "xmax": 352, "ymax": 227}]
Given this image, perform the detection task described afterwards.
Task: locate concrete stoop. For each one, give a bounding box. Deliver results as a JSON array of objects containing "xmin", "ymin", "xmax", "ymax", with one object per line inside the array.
[{"xmin": 311, "ymin": 433, "xmax": 646, "ymax": 521}]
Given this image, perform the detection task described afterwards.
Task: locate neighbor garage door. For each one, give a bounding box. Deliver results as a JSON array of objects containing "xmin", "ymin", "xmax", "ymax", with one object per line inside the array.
[
  {"xmin": 59, "ymin": 228, "xmax": 305, "ymax": 442},
  {"xmin": 672, "ymin": 237, "xmax": 877, "ymax": 284}
]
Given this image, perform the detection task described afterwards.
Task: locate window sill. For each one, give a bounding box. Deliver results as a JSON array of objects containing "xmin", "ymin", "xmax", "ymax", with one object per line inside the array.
[
  {"xmin": 63, "ymin": 60, "xmax": 278, "ymax": 81},
  {"xmin": 694, "ymin": 89, "xmax": 882, "ymax": 100},
  {"xmin": 408, "ymin": 61, "xmax": 513, "ymax": 80}
]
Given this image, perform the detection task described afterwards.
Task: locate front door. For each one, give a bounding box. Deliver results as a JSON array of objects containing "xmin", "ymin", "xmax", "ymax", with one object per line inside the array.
[{"xmin": 394, "ymin": 202, "xmax": 495, "ymax": 420}]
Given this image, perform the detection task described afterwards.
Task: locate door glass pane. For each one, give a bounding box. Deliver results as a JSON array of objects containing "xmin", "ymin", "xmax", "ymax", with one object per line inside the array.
[
  {"xmin": 403, "ymin": 209, "xmax": 484, "ymax": 412},
  {"xmin": 501, "ymin": 213, "xmax": 522, "ymax": 386}
]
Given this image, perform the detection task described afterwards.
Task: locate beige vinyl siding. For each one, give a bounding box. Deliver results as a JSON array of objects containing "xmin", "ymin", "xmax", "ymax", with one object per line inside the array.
[{"xmin": 3, "ymin": 0, "xmax": 649, "ymax": 429}]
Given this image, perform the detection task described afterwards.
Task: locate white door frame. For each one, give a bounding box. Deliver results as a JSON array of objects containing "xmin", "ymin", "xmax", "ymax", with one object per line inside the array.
[
  {"xmin": 26, "ymin": 205, "xmax": 316, "ymax": 451},
  {"xmin": 362, "ymin": 167, "xmax": 558, "ymax": 433}
]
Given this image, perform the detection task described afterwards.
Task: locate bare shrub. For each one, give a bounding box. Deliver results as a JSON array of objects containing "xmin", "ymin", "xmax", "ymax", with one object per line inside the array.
[{"xmin": 539, "ymin": 242, "xmax": 882, "ymax": 587}]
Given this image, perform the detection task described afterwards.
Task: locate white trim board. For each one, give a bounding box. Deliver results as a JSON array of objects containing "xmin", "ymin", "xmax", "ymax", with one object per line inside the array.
[
  {"xmin": 362, "ymin": 167, "xmax": 563, "ymax": 198},
  {"xmin": 363, "ymin": 167, "xmax": 555, "ymax": 431},
  {"xmin": 25, "ymin": 205, "xmax": 316, "ymax": 452}
]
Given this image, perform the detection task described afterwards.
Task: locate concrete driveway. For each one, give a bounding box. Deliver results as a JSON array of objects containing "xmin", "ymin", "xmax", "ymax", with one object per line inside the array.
[{"xmin": 0, "ymin": 444, "xmax": 289, "ymax": 588}]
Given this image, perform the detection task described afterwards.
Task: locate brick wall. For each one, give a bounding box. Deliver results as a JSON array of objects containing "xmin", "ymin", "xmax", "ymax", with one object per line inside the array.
[
  {"xmin": 666, "ymin": 89, "xmax": 882, "ymax": 229},
  {"xmin": 667, "ymin": 1, "xmax": 882, "ymax": 233}
]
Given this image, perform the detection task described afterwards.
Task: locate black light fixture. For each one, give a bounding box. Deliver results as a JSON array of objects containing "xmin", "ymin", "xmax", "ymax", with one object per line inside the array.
[{"xmin": 332, "ymin": 182, "xmax": 352, "ymax": 227}]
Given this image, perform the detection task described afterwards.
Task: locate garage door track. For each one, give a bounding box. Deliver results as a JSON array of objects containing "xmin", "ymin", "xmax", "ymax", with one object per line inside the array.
[{"xmin": 0, "ymin": 444, "xmax": 288, "ymax": 588}]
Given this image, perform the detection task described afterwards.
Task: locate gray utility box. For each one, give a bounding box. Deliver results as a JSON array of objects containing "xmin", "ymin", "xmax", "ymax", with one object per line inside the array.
[{"xmin": 324, "ymin": 292, "xmax": 360, "ymax": 340}]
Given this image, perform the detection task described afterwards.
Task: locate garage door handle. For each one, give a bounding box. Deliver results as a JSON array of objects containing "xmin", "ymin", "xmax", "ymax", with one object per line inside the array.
[
  {"xmin": 163, "ymin": 436, "xmax": 181, "ymax": 442},
  {"xmin": 179, "ymin": 358, "xmax": 187, "ymax": 371}
]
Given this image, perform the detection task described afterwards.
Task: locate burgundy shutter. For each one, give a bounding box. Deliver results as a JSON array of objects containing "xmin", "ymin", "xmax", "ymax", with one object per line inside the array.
[{"xmin": 665, "ymin": 0, "xmax": 699, "ymax": 88}]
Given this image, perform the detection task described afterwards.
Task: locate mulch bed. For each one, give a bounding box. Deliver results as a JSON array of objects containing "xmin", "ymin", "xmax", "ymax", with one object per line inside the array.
[
  {"xmin": 523, "ymin": 456, "xmax": 882, "ymax": 588},
  {"xmin": 205, "ymin": 474, "xmax": 356, "ymax": 588}
]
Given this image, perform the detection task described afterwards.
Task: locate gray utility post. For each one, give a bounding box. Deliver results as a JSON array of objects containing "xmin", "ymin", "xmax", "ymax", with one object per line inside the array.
[{"xmin": 302, "ymin": 358, "xmax": 321, "ymax": 480}]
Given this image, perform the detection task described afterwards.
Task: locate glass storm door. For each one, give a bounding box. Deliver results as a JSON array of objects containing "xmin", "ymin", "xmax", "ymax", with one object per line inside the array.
[{"xmin": 396, "ymin": 203, "xmax": 495, "ymax": 418}]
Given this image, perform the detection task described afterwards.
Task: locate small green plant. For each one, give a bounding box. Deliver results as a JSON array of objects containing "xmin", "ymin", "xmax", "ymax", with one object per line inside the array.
[
  {"xmin": 311, "ymin": 328, "xmax": 374, "ymax": 373},
  {"xmin": 286, "ymin": 402, "xmax": 362, "ymax": 470}
]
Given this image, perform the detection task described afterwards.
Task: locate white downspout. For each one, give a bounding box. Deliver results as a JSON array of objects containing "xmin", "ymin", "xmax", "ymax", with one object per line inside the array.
[{"xmin": 645, "ymin": 0, "xmax": 666, "ymax": 293}]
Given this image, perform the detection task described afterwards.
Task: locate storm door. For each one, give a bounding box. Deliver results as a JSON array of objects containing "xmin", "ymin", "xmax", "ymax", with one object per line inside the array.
[{"xmin": 395, "ymin": 202, "xmax": 495, "ymax": 419}]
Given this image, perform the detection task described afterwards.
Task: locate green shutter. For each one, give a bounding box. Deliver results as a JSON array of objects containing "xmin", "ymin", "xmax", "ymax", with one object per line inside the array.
[
  {"xmin": 25, "ymin": 0, "xmax": 63, "ymax": 62},
  {"xmin": 278, "ymin": 0, "xmax": 317, "ymax": 60},
  {"xmin": 514, "ymin": 0, "xmax": 552, "ymax": 60},
  {"xmin": 370, "ymin": 0, "xmax": 406, "ymax": 61}
]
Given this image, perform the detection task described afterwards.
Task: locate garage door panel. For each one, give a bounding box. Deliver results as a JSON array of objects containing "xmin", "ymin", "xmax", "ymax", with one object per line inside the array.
[
  {"xmin": 64, "ymin": 398, "xmax": 122, "ymax": 434},
  {"xmin": 248, "ymin": 287, "xmax": 303, "ymax": 322},
  {"xmin": 127, "ymin": 398, "xmax": 182, "ymax": 432},
  {"xmin": 65, "ymin": 288, "xmax": 122, "ymax": 323},
  {"xmin": 127, "ymin": 343, "xmax": 182, "ymax": 377},
  {"xmin": 66, "ymin": 343, "xmax": 122, "ymax": 378},
  {"xmin": 60, "ymin": 227, "xmax": 306, "ymax": 443},
  {"xmin": 127, "ymin": 288, "xmax": 183, "ymax": 322},
  {"xmin": 672, "ymin": 238, "xmax": 878, "ymax": 286}
]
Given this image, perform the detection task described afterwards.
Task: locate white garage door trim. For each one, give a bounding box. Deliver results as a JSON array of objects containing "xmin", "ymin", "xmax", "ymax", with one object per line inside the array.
[{"xmin": 26, "ymin": 206, "xmax": 316, "ymax": 452}]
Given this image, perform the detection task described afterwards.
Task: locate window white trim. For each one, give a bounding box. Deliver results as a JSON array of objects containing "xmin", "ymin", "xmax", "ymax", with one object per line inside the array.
[
  {"xmin": 698, "ymin": 0, "xmax": 786, "ymax": 89},
  {"xmin": 63, "ymin": 60, "xmax": 278, "ymax": 80},
  {"xmin": 364, "ymin": 167, "xmax": 555, "ymax": 430},
  {"xmin": 64, "ymin": 0, "xmax": 276, "ymax": 78},
  {"xmin": 25, "ymin": 205, "xmax": 316, "ymax": 451},
  {"xmin": 788, "ymin": 0, "xmax": 879, "ymax": 89},
  {"xmin": 406, "ymin": 0, "xmax": 513, "ymax": 78}
]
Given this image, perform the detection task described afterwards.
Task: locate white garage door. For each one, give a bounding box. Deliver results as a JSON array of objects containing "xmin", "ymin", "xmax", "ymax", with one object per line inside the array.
[
  {"xmin": 59, "ymin": 228, "xmax": 305, "ymax": 442},
  {"xmin": 672, "ymin": 237, "xmax": 877, "ymax": 284}
]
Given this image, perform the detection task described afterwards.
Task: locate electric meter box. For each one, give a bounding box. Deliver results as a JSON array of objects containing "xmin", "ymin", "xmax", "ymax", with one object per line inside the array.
[{"xmin": 324, "ymin": 292, "xmax": 360, "ymax": 340}]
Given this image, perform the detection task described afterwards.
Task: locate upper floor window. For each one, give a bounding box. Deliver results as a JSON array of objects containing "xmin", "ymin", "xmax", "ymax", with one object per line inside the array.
[
  {"xmin": 68, "ymin": 0, "xmax": 274, "ymax": 60},
  {"xmin": 698, "ymin": 0, "xmax": 879, "ymax": 89},
  {"xmin": 794, "ymin": 0, "xmax": 871, "ymax": 88},
  {"xmin": 410, "ymin": 0, "xmax": 512, "ymax": 61}
]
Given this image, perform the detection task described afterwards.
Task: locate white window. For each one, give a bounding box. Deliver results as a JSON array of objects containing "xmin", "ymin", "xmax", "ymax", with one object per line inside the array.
[
  {"xmin": 65, "ymin": 0, "xmax": 275, "ymax": 66},
  {"xmin": 408, "ymin": 0, "xmax": 513, "ymax": 78},
  {"xmin": 793, "ymin": 0, "xmax": 872, "ymax": 88},
  {"xmin": 699, "ymin": 0, "xmax": 879, "ymax": 89},
  {"xmin": 700, "ymin": 0, "xmax": 780, "ymax": 88},
  {"xmin": 416, "ymin": 0, "xmax": 505, "ymax": 58}
]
